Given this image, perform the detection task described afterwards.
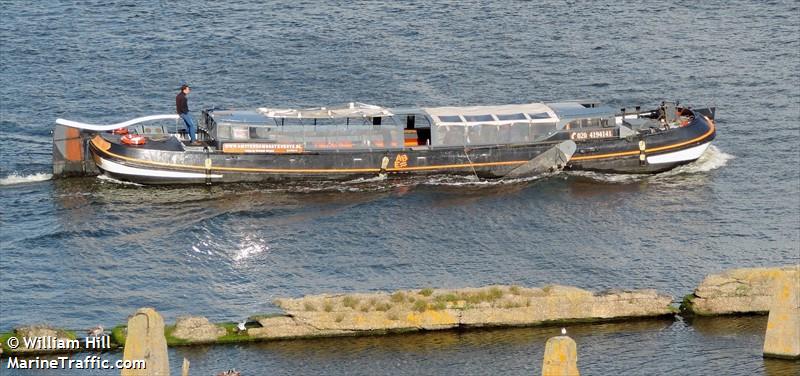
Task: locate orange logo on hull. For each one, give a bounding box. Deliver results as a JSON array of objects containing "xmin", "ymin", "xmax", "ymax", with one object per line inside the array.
[{"xmin": 394, "ymin": 154, "xmax": 408, "ymax": 169}]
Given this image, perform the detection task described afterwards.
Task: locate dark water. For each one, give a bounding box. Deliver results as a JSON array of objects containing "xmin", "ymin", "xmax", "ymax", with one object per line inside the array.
[{"xmin": 1, "ymin": 0, "xmax": 798, "ymax": 375}]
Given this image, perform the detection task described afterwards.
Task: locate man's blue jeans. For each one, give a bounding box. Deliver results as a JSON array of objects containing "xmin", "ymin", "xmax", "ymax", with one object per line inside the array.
[{"xmin": 179, "ymin": 113, "xmax": 197, "ymax": 142}]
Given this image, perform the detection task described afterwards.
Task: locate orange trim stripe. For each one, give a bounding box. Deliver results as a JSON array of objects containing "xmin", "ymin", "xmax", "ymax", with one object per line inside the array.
[{"xmin": 571, "ymin": 117, "xmax": 715, "ymax": 161}]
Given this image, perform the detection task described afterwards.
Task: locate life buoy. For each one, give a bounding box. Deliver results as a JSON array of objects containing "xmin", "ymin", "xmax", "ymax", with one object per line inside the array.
[
  {"xmin": 121, "ymin": 134, "xmax": 147, "ymax": 145},
  {"xmin": 112, "ymin": 127, "xmax": 129, "ymax": 135}
]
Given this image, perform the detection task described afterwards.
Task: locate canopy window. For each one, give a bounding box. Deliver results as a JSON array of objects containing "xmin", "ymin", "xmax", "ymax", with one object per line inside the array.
[{"xmin": 421, "ymin": 103, "xmax": 560, "ymax": 146}]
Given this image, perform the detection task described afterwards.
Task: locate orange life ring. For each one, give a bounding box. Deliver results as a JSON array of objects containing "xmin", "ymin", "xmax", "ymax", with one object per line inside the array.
[
  {"xmin": 121, "ymin": 134, "xmax": 147, "ymax": 145},
  {"xmin": 112, "ymin": 127, "xmax": 129, "ymax": 135}
]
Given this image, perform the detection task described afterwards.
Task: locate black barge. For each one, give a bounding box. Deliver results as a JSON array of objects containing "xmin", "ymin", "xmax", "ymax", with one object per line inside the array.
[{"xmin": 53, "ymin": 100, "xmax": 715, "ymax": 185}]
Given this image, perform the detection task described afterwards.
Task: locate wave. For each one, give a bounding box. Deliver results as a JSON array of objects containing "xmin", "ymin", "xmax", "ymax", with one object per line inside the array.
[
  {"xmin": 0, "ymin": 172, "xmax": 52, "ymax": 186},
  {"xmin": 568, "ymin": 145, "xmax": 733, "ymax": 183},
  {"xmin": 96, "ymin": 174, "xmax": 144, "ymax": 186},
  {"xmin": 421, "ymin": 171, "xmax": 557, "ymax": 187}
]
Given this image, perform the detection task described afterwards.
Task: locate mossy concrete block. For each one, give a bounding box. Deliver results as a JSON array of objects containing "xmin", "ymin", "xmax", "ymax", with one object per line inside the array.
[
  {"xmin": 542, "ymin": 335, "xmax": 579, "ymax": 376},
  {"xmin": 171, "ymin": 316, "xmax": 226, "ymax": 343},
  {"xmin": 763, "ymin": 271, "xmax": 800, "ymax": 359},
  {"xmin": 2, "ymin": 326, "xmax": 77, "ymax": 355},
  {"xmin": 248, "ymin": 315, "xmax": 355, "ymax": 339},
  {"xmin": 460, "ymin": 287, "xmax": 672, "ymax": 327},
  {"xmin": 268, "ymin": 285, "xmax": 672, "ymax": 338},
  {"xmin": 689, "ymin": 265, "xmax": 799, "ymax": 315}
]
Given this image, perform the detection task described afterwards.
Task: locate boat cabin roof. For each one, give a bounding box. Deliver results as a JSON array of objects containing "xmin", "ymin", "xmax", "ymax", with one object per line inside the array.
[
  {"xmin": 209, "ymin": 110, "xmax": 271, "ymax": 124},
  {"xmin": 545, "ymin": 102, "xmax": 616, "ymax": 119},
  {"xmin": 207, "ymin": 100, "xmax": 617, "ymax": 127},
  {"xmin": 420, "ymin": 103, "xmax": 557, "ymax": 126}
]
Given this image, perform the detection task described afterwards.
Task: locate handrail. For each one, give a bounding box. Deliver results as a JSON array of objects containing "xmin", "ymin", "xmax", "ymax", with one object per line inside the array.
[{"xmin": 55, "ymin": 114, "xmax": 180, "ymax": 131}]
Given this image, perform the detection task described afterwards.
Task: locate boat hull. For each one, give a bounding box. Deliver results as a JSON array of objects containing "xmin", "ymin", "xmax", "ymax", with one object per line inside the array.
[
  {"xmin": 88, "ymin": 137, "xmax": 570, "ymax": 185},
  {"xmin": 565, "ymin": 113, "xmax": 715, "ymax": 174},
  {"xmin": 85, "ymin": 110, "xmax": 715, "ymax": 185}
]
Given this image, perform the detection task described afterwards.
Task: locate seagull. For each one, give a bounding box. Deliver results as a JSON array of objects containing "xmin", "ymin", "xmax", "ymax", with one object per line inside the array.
[
  {"xmin": 236, "ymin": 320, "xmax": 246, "ymax": 333},
  {"xmin": 216, "ymin": 370, "xmax": 241, "ymax": 376},
  {"xmin": 87, "ymin": 325, "xmax": 104, "ymax": 337},
  {"xmin": 561, "ymin": 327, "xmax": 567, "ymax": 335}
]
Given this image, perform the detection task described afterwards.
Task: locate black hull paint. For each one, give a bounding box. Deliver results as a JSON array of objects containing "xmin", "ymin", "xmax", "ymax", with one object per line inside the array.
[{"xmin": 90, "ymin": 140, "xmax": 567, "ymax": 185}]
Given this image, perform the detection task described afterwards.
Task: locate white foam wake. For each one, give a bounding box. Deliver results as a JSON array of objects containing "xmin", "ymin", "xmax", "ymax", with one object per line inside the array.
[
  {"xmin": 422, "ymin": 172, "xmax": 556, "ymax": 187},
  {"xmin": 569, "ymin": 145, "xmax": 733, "ymax": 183},
  {"xmin": 96, "ymin": 174, "xmax": 144, "ymax": 186},
  {"xmin": 0, "ymin": 172, "xmax": 53, "ymax": 186},
  {"xmin": 660, "ymin": 144, "xmax": 734, "ymax": 175}
]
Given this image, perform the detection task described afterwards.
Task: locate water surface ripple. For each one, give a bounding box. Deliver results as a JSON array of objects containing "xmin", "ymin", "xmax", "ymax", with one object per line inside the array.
[{"xmin": 1, "ymin": 1, "xmax": 799, "ymax": 375}]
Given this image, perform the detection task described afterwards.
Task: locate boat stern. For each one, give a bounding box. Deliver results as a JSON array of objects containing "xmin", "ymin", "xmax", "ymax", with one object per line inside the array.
[{"xmin": 52, "ymin": 124, "xmax": 100, "ymax": 177}]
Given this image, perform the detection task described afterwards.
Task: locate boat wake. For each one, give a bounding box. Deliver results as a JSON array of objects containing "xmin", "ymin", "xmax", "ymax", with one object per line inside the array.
[
  {"xmin": 421, "ymin": 172, "xmax": 558, "ymax": 187},
  {"xmin": 231, "ymin": 172, "xmax": 556, "ymax": 194},
  {"xmin": 96, "ymin": 174, "xmax": 144, "ymax": 186},
  {"xmin": 343, "ymin": 175, "xmax": 388, "ymax": 184},
  {"xmin": 0, "ymin": 172, "xmax": 52, "ymax": 186},
  {"xmin": 568, "ymin": 145, "xmax": 733, "ymax": 183}
]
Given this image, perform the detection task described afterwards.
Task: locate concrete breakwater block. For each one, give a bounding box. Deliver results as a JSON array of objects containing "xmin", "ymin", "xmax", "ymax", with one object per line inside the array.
[
  {"xmin": 542, "ymin": 333, "xmax": 580, "ymax": 376},
  {"xmin": 682, "ymin": 265, "xmax": 800, "ymax": 316},
  {"xmin": 121, "ymin": 307, "xmax": 169, "ymax": 376},
  {"xmin": 763, "ymin": 271, "xmax": 800, "ymax": 359},
  {"xmin": 250, "ymin": 285, "xmax": 674, "ymax": 339}
]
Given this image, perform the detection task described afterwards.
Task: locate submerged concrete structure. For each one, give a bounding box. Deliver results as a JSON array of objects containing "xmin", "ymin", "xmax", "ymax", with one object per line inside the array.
[{"xmin": 763, "ymin": 271, "xmax": 800, "ymax": 359}]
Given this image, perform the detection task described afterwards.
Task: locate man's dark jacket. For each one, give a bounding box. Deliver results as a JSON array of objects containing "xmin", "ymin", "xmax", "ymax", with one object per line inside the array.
[{"xmin": 176, "ymin": 92, "xmax": 189, "ymax": 114}]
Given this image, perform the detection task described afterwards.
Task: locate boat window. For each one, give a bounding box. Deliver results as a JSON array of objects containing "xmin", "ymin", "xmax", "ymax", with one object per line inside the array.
[
  {"xmin": 231, "ymin": 126, "xmax": 250, "ymax": 140},
  {"xmin": 219, "ymin": 122, "xmax": 405, "ymax": 150},
  {"xmin": 503, "ymin": 124, "xmax": 527, "ymax": 144},
  {"xmin": 495, "ymin": 124, "xmax": 516, "ymax": 144},
  {"xmin": 437, "ymin": 115, "xmax": 463, "ymax": 123},
  {"xmin": 404, "ymin": 114, "xmax": 432, "ymax": 128},
  {"xmin": 463, "ymin": 114, "xmax": 494, "ymax": 122},
  {"xmin": 250, "ymin": 127, "xmax": 275, "ymax": 140},
  {"xmin": 528, "ymin": 112, "xmax": 551, "ymax": 120},
  {"xmin": 467, "ymin": 123, "xmax": 498, "ymax": 145},
  {"xmin": 565, "ymin": 118, "xmax": 605, "ymax": 129},
  {"xmin": 530, "ymin": 122, "xmax": 557, "ymax": 139},
  {"xmin": 438, "ymin": 124, "xmax": 467, "ymax": 145},
  {"xmin": 496, "ymin": 113, "xmax": 527, "ymax": 121}
]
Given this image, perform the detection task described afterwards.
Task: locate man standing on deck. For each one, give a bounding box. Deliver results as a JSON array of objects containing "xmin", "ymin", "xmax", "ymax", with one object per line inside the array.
[{"xmin": 176, "ymin": 84, "xmax": 200, "ymax": 144}]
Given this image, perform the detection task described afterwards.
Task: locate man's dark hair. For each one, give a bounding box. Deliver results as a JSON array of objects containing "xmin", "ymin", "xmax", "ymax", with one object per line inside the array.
[{"xmin": 180, "ymin": 84, "xmax": 190, "ymax": 92}]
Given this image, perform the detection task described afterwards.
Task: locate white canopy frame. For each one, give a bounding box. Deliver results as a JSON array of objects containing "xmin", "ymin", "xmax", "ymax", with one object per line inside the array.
[
  {"xmin": 55, "ymin": 114, "xmax": 180, "ymax": 131},
  {"xmin": 422, "ymin": 103, "xmax": 560, "ymax": 126},
  {"xmin": 257, "ymin": 102, "xmax": 393, "ymax": 119}
]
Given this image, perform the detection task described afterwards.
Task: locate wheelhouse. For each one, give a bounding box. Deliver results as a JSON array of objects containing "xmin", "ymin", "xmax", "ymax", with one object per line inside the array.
[{"xmin": 546, "ymin": 101, "xmax": 617, "ymax": 130}]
